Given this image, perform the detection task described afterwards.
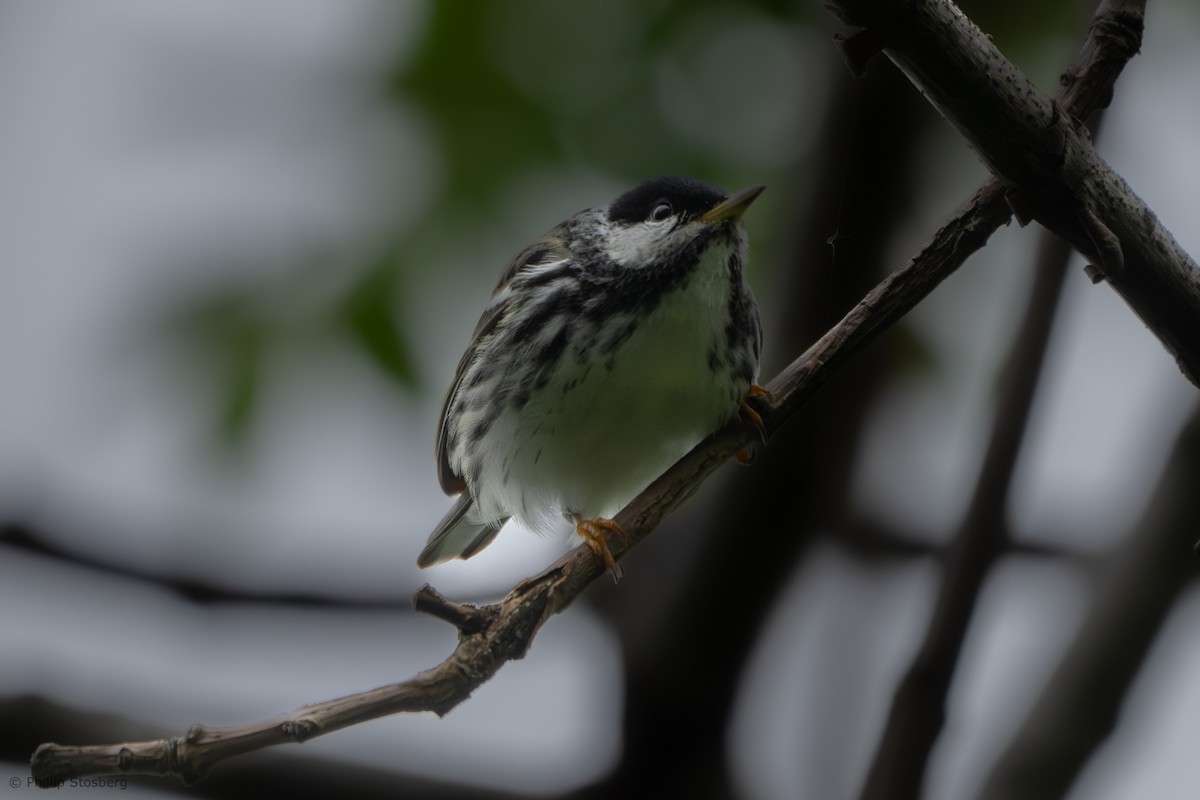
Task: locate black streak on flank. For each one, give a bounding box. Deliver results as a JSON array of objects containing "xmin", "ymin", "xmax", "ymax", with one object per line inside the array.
[
  {"xmin": 531, "ymin": 325, "xmax": 572, "ymax": 391},
  {"xmin": 468, "ymin": 409, "xmax": 498, "ymax": 446},
  {"xmin": 511, "ymin": 288, "xmax": 580, "ymax": 347}
]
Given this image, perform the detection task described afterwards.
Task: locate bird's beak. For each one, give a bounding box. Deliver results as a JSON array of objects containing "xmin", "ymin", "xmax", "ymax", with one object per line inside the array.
[{"xmin": 699, "ymin": 185, "xmax": 765, "ymax": 225}]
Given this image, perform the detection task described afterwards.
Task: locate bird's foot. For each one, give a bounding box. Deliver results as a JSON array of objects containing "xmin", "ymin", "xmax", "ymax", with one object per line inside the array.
[
  {"xmin": 575, "ymin": 517, "xmax": 625, "ymax": 583},
  {"xmin": 736, "ymin": 384, "xmax": 773, "ymax": 463}
]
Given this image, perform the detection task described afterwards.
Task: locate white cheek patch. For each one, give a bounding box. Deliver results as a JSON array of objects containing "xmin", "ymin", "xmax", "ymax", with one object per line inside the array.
[{"xmin": 607, "ymin": 221, "xmax": 697, "ymax": 269}]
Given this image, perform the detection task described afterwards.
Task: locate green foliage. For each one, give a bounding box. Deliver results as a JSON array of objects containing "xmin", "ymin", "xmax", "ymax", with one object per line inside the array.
[
  {"xmin": 165, "ymin": 287, "xmax": 273, "ymax": 447},
  {"xmin": 335, "ymin": 256, "xmax": 418, "ymax": 389},
  {"xmin": 389, "ymin": 2, "xmax": 567, "ymax": 204}
]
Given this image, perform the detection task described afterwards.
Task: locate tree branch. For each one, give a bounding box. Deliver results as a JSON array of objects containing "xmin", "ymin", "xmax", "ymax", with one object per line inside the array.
[
  {"xmin": 28, "ymin": 4, "xmax": 1166, "ymax": 786},
  {"xmin": 31, "ymin": 0, "xmax": 1160, "ymax": 785},
  {"xmin": 833, "ymin": 3, "xmax": 1149, "ymax": 797},
  {"xmin": 30, "ymin": 161, "xmax": 1021, "ymax": 788},
  {"xmin": 22, "ymin": 29, "xmax": 1123, "ymax": 791},
  {"xmin": 824, "ymin": 0, "xmax": 1200, "ymax": 386}
]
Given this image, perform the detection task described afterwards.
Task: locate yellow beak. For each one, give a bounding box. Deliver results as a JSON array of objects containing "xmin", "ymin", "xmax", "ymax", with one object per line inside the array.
[{"xmin": 699, "ymin": 185, "xmax": 765, "ymax": 224}]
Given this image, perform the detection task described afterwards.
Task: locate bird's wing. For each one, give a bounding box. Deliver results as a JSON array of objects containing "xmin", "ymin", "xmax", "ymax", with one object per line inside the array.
[{"xmin": 434, "ymin": 229, "xmax": 573, "ymax": 494}]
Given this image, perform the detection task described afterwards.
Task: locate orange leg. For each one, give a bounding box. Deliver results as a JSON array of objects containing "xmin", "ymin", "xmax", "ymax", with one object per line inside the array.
[
  {"xmin": 575, "ymin": 517, "xmax": 626, "ymax": 582},
  {"xmin": 736, "ymin": 384, "xmax": 773, "ymax": 463}
]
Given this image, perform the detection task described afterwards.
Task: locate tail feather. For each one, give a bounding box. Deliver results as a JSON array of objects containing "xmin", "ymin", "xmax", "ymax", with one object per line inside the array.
[{"xmin": 418, "ymin": 493, "xmax": 506, "ymax": 567}]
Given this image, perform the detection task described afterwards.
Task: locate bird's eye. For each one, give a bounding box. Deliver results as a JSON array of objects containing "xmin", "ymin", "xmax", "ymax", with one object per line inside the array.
[{"xmin": 649, "ymin": 201, "xmax": 673, "ymax": 223}]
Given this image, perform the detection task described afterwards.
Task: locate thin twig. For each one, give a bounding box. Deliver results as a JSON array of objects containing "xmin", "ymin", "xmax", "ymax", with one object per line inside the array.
[{"xmin": 412, "ymin": 584, "xmax": 497, "ymax": 634}]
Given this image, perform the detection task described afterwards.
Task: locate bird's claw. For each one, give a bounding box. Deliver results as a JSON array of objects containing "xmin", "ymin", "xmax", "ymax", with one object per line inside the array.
[
  {"xmin": 575, "ymin": 517, "xmax": 625, "ymax": 583},
  {"xmin": 739, "ymin": 384, "xmax": 773, "ymax": 445}
]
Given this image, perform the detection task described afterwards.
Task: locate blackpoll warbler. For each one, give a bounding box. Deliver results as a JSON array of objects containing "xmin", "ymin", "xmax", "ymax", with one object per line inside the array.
[{"xmin": 418, "ymin": 176, "xmax": 765, "ymax": 578}]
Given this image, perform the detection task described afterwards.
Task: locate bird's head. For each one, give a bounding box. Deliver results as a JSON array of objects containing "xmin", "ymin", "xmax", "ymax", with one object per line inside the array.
[{"xmin": 596, "ymin": 176, "xmax": 764, "ymax": 270}]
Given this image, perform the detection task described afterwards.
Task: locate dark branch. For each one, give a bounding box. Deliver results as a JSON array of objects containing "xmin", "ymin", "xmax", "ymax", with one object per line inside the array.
[
  {"xmin": 823, "ymin": 0, "xmax": 1200, "ymax": 386},
  {"xmin": 29, "ymin": 161, "xmax": 1023, "ymax": 786},
  {"xmin": 30, "ymin": 0, "xmax": 1158, "ymax": 785},
  {"xmin": 839, "ymin": 2, "xmax": 1151, "ymax": 797}
]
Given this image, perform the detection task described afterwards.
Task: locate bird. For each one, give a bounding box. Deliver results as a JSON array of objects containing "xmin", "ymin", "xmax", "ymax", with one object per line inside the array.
[{"xmin": 418, "ymin": 176, "xmax": 765, "ymax": 579}]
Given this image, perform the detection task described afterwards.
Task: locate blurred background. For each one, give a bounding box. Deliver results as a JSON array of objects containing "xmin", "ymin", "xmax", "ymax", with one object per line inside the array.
[{"xmin": 2, "ymin": 1, "xmax": 1199, "ymax": 798}]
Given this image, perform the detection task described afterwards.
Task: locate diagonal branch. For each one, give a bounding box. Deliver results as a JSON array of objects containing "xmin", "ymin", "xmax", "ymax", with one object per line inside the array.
[
  {"xmin": 29, "ymin": 8, "xmax": 1139, "ymax": 791},
  {"xmin": 30, "ymin": 0, "xmax": 1155, "ymax": 786},
  {"xmin": 30, "ymin": 172, "xmax": 1014, "ymax": 788},
  {"xmin": 824, "ymin": 0, "xmax": 1200, "ymax": 386},
  {"xmin": 834, "ymin": 2, "xmax": 1151, "ymax": 798}
]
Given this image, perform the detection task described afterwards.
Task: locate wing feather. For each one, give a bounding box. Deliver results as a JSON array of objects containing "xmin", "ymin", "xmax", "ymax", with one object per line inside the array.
[{"xmin": 434, "ymin": 229, "xmax": 573, "ymax": 494}]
